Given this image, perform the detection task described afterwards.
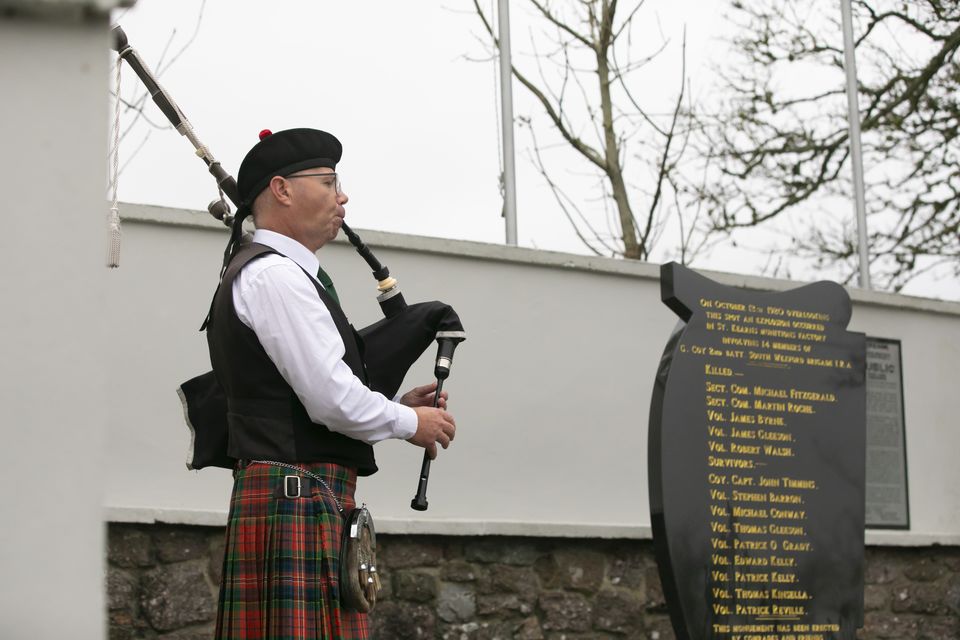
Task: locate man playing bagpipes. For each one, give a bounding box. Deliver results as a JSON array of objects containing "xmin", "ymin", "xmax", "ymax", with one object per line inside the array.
[{"xmin": 204, "ymin": 127, "xmax": 457, "ymax": 639}]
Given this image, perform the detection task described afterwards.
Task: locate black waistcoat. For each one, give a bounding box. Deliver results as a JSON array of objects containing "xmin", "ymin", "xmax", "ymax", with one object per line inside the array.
[{"xmin": 206, "ymin": 242, "xmax": 377, "ymax": 475}]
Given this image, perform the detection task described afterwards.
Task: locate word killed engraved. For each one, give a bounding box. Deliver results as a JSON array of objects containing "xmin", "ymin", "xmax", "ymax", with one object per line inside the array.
[{"xmin": 649, "ymin": 263, "xmax": 865, "ymax": 640}]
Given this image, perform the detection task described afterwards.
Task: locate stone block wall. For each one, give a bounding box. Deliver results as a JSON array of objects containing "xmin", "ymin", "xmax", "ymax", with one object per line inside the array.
[{"xmin": 107, "ymin": 524, "xmax": 959, "ymax": 639}]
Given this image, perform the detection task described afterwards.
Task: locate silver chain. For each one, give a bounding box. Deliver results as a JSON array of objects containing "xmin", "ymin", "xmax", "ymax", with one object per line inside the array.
[{"xmin": 249, "ymin": 460, "xmax": 345, "ymax": 514}]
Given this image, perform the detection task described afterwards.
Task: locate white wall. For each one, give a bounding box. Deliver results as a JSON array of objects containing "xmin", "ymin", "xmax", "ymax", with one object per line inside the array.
[
  {"xmin": 0, "ymin": 4, "xmax": 127, "ymax": 638},
  {"xmin": 104, "ymin": 204, "xmax": 960, "ymax": 546}
]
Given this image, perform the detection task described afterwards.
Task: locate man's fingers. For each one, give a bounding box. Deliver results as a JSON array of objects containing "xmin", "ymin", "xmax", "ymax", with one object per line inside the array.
[
  {"xmin": 415, "ymin": 382, "xmax": 438, "ymax": 395},
  {"xmin": 410, "ymin": 405, "xmax": 457, "ymax": 456}
]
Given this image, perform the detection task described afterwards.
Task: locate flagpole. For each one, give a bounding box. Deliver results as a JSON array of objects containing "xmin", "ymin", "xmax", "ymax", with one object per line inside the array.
[
  {"xmin": 840, "ymin": 0, "xmax": 871, "ymax": 288},
  {"xmin": 498, "ymin": 0, "xmax": 518, "ymax": 246}
]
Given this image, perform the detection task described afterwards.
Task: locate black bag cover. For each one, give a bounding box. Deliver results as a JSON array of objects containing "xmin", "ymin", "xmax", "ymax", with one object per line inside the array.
[
  {"xmin": 177, "ymin": 370, "xmax": 234, "ymax": 470},
  {"xmin": 358, "ymin": 301, "xmax": 464, "ymax": 399}
]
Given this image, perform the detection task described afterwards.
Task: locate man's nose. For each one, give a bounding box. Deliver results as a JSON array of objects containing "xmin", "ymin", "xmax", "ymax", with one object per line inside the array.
[{"xmin": 337, "ymin": 190, "xmax": 349, "ymax": 205}]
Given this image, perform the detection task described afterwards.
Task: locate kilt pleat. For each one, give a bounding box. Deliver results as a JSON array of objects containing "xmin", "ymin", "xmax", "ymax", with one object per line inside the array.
[{"xmin": 215, "ymin": 461, "xmax": 369, "ymax": 640}]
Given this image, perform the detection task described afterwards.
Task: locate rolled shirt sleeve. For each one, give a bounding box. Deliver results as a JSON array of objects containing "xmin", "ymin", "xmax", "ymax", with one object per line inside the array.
[{"xmin": 233, "ymin": 257, "xmax": 417, "ymax": 444}]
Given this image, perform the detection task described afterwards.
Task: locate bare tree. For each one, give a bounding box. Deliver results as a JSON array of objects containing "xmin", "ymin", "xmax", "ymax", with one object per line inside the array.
[
  {"xmin": 694, "ymin": 0, "xmax": 959, "ymax": 291},
  {"xmin": 473, "ymin": 0, "xmax": 707, "ymax": 262}
]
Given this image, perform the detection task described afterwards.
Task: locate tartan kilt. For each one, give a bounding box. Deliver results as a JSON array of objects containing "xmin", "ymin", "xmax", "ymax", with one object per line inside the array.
[{"xmin": 214, "ymin": 461, "xmax": 369, "ymax": 640}]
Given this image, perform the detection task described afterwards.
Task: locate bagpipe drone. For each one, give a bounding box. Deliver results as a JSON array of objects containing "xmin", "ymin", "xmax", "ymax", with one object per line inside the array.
[{"xmin": 111, "ymin": 26, "xmax": 464, "ymax": 512}]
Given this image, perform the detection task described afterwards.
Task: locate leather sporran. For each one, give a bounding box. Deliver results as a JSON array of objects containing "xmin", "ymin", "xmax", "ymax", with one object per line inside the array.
[{"xmin": 339, "ymin": 504, "xmax": 381, "ymax": 612}]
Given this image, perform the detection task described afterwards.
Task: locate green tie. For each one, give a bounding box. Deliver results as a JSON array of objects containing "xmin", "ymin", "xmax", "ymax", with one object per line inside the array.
[{"xmin": 316, "ymin": 265, "xmax": 340, "ymax": 305}]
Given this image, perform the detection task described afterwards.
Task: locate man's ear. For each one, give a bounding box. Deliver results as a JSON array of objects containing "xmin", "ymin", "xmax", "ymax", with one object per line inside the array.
[{"xmin": 267, "ymin": 175, "xmax": 292, "ymax": 205}]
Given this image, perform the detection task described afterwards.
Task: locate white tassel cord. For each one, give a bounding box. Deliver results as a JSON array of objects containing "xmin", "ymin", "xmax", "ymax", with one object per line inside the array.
[{"xmin": 107, "ymin": 53, "xmax": 123, "ymax": 268}]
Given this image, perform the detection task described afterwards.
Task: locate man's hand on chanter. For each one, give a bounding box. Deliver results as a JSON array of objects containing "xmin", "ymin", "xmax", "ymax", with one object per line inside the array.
[
  {"xmin": 400, "ymin": 381, "xmax": 448, "ymax": 409},
  {"xmin": 408, "ymin": 406, "xmax": 456, "ymax": 460}
]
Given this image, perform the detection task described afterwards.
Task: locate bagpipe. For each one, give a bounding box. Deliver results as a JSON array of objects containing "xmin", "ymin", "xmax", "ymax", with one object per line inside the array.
[{"xmin": 111, "ymin": 26, "xmax": 464, "ymax": 512}]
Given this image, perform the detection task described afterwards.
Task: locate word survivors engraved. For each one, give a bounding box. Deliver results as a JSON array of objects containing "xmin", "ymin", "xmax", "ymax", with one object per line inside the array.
[{"xmin": 649, "ymin": 263, "xmax": 866, "ymax": 640}]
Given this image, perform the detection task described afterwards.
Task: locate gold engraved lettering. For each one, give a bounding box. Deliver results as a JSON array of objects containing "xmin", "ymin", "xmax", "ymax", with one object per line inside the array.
[
  {"xmin": 760, "ymin": 328, "xmax": 798, "ymax": 339},
  {"xmin": 731, "ymin": 443, "xmax": 761, "ymax": 455},
  {"xmin": 789, "ymin": 389, "xmax": 836, "ymax": 402},
  {"xmin": 769, "ymin": 524, "xmax": 805, "ymax": 536},
  {"xmin": 705, "ymin": 364, "xmax": 733, "ymax": 376},
  {"xmin": 735, "ymin": 604, "xmax": 771, "ymax": 615},
  {"xmin": 770, "ymin": 509, "xmax": 806, "ymax": 520},
  {"xmin": 732, "ymin": 324, "xmax": 759, "ymax": 335},
  {"xmin": 715, "ymin": 301, "xmax": 747, "ymax": 311},
  {"xmin": 734, "ymin": 539, "xmax": 769, "ymax": 550},
  {"xmin": 755, "ymin": 317, "xmax": 790, "ymax": 328},
  {"xmin": 758, "ymin": 429, "xmax": 791, "ymax": 441},
  {"xmin": 772, "ymin": 342, "xmax": 801, "ymax": 352},
  {"xmin": 774, "ymin": 353, "xmax": 804, "ymax": 364},
  {"xmin": 733, "ymin": 490, "xmax": 767, "ymax": 502},
  {"xmin": 771, "ymin": 604, "xmax": 806, "ymax": 616},
  {"xmin": 709, "ymin": 456, "xmax": 755, "ymax": 469},
  {"xmin": 754, "ymin": 386, "xmax": 788, "ymax": 399},
  {"xmin": 754, "ymin": 399, "xmax": 786, "ymax": 412},
  {"xmin": 768, "ymin": 493, "xmax": 803, "ymax": 504},
  {"xmin": 735, "ymin": 571, "xmax": 769, "ymax": 583},
  {"xmin": 782, "ymin": 540, "xmax": 812, "ymax": 551},
  {"xmin": 763, "ymin": 445, "xmax": 793, "ymax": 457},
  {"xmin": 781, "ymin": 477, "xmax": 816, "ymax": 489},
  {"xmin": 784, "ymin": 309, "xmax": 829, "ymax": 322},
  {"xmin": 733, "ymin": 522, "xmax": 768, "ymax": 534}
]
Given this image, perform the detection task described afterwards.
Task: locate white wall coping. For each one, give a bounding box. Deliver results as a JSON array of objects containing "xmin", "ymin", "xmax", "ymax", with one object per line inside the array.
[
  {"xmin": 120, "ymin": 202, "xmax": 960, "ymax": 318},
  {"xmin": 0, "ymin": 0, "xmax": 133, "ymax": 18},
  {"xmin": 104, "ymin": 506, "xmax": 959, "ymax": 546}
]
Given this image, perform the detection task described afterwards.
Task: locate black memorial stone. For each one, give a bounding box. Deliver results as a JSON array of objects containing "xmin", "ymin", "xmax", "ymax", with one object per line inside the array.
[{"xmin": 649, "ymin": 263, "xmax": 866, "ymax": 640}]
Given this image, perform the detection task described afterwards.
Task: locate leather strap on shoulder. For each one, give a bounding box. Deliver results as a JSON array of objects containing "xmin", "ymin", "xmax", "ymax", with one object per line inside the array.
[{"xmin": 200, "ymin": 243, "xmax": 277, "ymax": 331}]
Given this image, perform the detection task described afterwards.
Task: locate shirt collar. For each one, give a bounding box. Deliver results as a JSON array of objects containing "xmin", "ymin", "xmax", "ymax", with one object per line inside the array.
[{"xmin": 252, "ymin": 229, "xmax": 320, "ymax": 278}]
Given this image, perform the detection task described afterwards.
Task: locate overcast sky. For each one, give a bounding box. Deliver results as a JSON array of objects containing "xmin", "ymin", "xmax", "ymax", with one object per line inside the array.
[
  {"xmin": 111, "ymin": 0, "xmax": 957, "ymax": 302},
  {"xmin": 112, "ymin": 0, "xmax": 721, "ymax": 242}
]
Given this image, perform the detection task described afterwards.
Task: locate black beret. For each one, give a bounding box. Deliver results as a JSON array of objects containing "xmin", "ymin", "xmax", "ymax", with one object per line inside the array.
[{"xmin": 236, "ymin": 128, "xmax": 342, "ymax": 209}]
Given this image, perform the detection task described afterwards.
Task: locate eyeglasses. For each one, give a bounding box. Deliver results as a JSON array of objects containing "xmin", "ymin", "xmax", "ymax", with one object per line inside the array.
[{"xmin": 286, "ymin": 172, "xmax": 342, "ymax": 194}]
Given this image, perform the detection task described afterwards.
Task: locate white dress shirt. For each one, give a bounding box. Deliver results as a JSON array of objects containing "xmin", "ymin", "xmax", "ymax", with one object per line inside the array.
[{"xmin": 232, "ymin": 229, "xmax": 417, "ymax": 444}]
